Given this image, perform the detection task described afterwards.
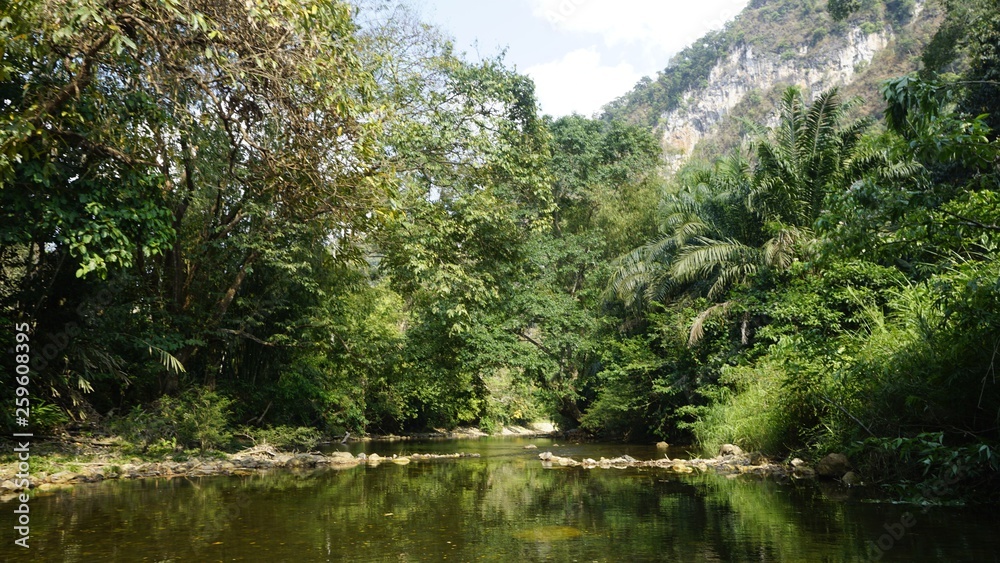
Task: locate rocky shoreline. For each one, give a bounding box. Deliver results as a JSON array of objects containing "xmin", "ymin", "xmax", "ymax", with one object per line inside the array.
[
  {"xmin": 0, "ymin": 439, "xmax": 857, "ymax": 502},
  {"xmin": 0, "ymin": 445, "xmax": 482, "ymax": 501},
  {"xmin": 537, "ymin": 445, "xmax": 857, "ymax": 483}
]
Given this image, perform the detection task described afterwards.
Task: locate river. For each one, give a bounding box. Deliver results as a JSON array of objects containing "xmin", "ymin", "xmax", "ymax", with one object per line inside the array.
[{"xmin": 3, "ymin": 437, "xmax": 998, "ymax": 561}]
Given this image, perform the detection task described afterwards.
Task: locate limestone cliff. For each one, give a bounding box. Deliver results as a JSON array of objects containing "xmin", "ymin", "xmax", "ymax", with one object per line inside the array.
[
  {"xmin": 661, "ymin": 25, "xmax": 892, "ymax": 166},
  {"xmin": 603, "ymin": 0, "xmax": 941, "ymax": 168}
]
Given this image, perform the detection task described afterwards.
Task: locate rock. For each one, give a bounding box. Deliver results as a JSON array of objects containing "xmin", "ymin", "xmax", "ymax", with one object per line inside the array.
[
  {"xmin": 356, "ymin": 452, "xmax": 367, "ymax": 461},
  {"xmin": 656, "ymin": 441, "xmax": 669, "ymax": 450},
  {"xmin": 793, "ymin": 465, "xmax": 816, "ymax": 479},
  {"xmin": 842, "ymin": 471, "xmax": 860, "ymax": 486},
  {"xmin": 328, "ymin": 452, "xmax": 355, "ymax": 464},
  {"xmin": 48, "ymin": 471, "xmax": 81, "ymax": 484},
  {"xmin": 391, "ymin": 456, "xmax": 410, "ymax": 465},
  {"xmin": 816, "ymin": 453, "xmax": 852, "ymax": 478},
  {"xmin": 0, "ymin": 480, "xmax": 22, "ymax": 491},
  {"xmin": 719, "ymin": 444, "xmax": 743, "ymax": 457},
  {"xmin": 287, "ymin": 453, "xmax": 325, "ymax": 468},
  {"xmin": 790, "ymin": 457, "xmax": 806, "ymax": 467},
  {"xmin": 748, "ymin": 452, "xmax": 764, "ymax": 465},
  {"xmin": 537, "ymin": 451, "xmax": 579, "ymax": 466},
  {"xmin": 523, "ymin": 444, "xmax": 538, "ymax": 449}
]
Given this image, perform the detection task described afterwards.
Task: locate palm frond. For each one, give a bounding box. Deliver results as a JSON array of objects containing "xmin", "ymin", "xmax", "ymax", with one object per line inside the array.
[{"xmin": 688, "ymin": 301, "xmax": 733, "ymax": 346}]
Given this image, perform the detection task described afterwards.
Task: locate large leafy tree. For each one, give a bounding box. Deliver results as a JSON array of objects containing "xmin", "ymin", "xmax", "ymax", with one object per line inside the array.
[
  {"xmin": 514, "ymin": 116, "xmax": 663, "ymax": 425},
  {"xmin": 362, "ymin": 7, "xmax": 552, "ymax": 428},
  {"xmin": 1, "ymin": 0, "xmax": 386, "ymax": 411}
]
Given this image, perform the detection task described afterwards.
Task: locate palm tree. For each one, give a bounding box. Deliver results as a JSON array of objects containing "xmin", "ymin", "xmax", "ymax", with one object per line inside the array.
[{"xmin": 610, "ymin": 86, "xmax": 909, "ymax": 340}]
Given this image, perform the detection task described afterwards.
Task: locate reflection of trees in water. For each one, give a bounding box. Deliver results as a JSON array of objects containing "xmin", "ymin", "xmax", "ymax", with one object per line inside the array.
[{"xmin": 15, "ymin": 464, "xmax": 990, "ymax": 561}]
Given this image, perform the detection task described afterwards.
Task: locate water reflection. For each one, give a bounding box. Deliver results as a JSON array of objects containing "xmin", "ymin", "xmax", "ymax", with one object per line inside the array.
[{"xmin": 4, "ymin": 438, "xmax": 998, "ymax": 562}]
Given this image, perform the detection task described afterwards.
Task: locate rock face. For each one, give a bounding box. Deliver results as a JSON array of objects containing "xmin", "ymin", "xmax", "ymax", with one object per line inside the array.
[
  {"xmin": 816, "ymin": 453, "xmax": 852, "ymax": 478},
  {"xmin": 660, "ymin": 24, "xmax": 893, "ymax": 169}
]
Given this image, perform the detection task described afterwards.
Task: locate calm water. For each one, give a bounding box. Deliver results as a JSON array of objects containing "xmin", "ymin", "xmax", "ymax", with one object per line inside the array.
[{"xmin": 3, "ymin": 437, "xmax": 999, "ymax": 562}]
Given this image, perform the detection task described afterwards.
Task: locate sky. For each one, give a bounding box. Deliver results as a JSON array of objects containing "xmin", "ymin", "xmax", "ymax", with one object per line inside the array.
[{"xmin": 413, "ymin": 0, "xmax": 750, "ymax": 118}]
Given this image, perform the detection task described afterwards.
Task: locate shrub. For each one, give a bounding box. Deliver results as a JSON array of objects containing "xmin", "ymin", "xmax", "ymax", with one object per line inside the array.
[
  {"xmin": 238, "ymin": 425, "xmax": 321, "ymax": 451},
  {"xmin": 110, "ymin": 387, "xmax": 234, "ymax": 452}
]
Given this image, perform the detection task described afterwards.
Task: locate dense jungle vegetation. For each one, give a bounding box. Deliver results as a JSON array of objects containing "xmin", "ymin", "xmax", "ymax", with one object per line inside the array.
[{"xmin": 2, "ymin": 0, "xmax": 999, "ymax": 497}]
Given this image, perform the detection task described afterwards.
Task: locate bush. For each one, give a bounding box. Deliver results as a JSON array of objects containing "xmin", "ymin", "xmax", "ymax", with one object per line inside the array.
[
  {"xmin": 110, "ymin": 387, "xmax": 234, "ymax": 452},
  {"xmin": 238, "ymin": 425, "xmax": 321, "ymax": 451}
]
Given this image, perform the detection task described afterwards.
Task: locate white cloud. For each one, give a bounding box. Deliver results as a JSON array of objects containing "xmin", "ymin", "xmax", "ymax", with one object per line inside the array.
[
  {"xmin": 526, "ymin": 47, "xmax": 641, "ymax": 117},
  {"xmin": 530, "ymin": 0, "xmax": 749, "ymax": 57}
]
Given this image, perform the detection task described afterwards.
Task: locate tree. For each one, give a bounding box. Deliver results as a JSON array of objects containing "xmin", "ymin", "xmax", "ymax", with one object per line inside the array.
[
  {"xmin": 610, "ymin": 87, "xmax": 907, "ymax": 342},
  {"xmin": 1, "ymin": 0, "xmax": 386, "ymax": 412}
]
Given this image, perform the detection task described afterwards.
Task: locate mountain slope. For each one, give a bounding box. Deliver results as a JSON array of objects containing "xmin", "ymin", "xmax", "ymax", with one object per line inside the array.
[{"xmin": 602, "ymin": 0, "xmax": 942, "ymax": 168}]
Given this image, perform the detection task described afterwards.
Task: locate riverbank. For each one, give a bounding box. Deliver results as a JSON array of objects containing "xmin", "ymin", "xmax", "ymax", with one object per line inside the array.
[
  {"xmin": 0, "ymin": 432, "xmax": 853, "ymax": 503},
  {"xmin": 0, "ymin": 439, "xmax": 489, "ymax": 501}
]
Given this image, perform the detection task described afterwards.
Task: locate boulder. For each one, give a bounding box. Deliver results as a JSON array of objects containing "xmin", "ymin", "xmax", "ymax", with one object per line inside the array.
[
  {"xmin": 523, "ymin": 444, "xmax": 538, "ymax": 449},
  {"xmin": 656, "ymin": 441, "xmax": 669, "ymax": 450},
  {"xmin": 842, "ymin": 471, "xmax": 860, "ymax": 486},
  {"xmin": 719, "ymin": 444, "xmax": 743, "ymax": 457},
  {"xmin": 327, "ymin": 451, "xmax": 355, "ymax": 463},
  {"xmin": 816, "ymin": 453, "xmax": 852, "ymax": 478}
]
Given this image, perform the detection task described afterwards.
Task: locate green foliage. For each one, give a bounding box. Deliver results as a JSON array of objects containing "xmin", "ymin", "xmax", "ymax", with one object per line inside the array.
[
  {"xmin": 848, "ymin": 433, "xmax": 1000, "ymax": 501},
  {"xmin": 29, "ymin": 401, "xmax": 71, "ymax": 436},
  {"xmin": 111, "ymin": 387, "xmax": 233, "ymax": 452},
  {"xmin": 239, "ymin": 426, "xmax": 322, "ymax": 451}
]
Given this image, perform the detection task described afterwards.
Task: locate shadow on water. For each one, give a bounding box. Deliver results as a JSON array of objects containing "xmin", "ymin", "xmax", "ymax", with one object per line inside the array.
[{"xmin": 4, "ymin": 438, "xmax": 1000, "ymax": 562}]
